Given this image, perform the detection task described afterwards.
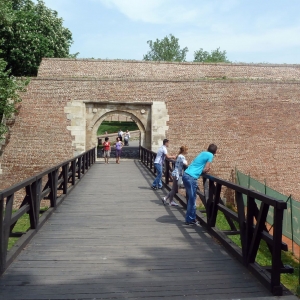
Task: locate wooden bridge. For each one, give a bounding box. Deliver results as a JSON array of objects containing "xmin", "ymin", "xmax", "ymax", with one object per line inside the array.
[{"xmin": 0, "ymin": 148, "xmax": 298, "ymax": 300}]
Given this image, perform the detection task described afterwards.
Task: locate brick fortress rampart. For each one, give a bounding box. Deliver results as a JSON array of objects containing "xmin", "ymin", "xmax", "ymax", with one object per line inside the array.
[{"xmin": 0, "ymin": 59, "xmax": 299, "ymax": 201}]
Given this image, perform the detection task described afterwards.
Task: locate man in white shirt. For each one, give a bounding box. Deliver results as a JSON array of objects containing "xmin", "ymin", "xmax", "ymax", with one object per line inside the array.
[{"xmin": 151, "ymin": 139, "xmax": 176, "ymax": 190}]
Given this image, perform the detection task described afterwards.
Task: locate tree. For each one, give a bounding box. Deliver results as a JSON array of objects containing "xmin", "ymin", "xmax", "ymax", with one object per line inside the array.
[
  {"xmin": 143, "ymin": 34, "xmax": 188, "ymax": 62},
  {"xmin": 0, "ymin": 0, "xmax": 74, "ymax": 76},
  {"xmin": 194, "ymin": 47, "xmax": 230, "ymax": 63},
  {"xmin": 0, "ymin": 55, "xmax": 29, "ymax": 139}
]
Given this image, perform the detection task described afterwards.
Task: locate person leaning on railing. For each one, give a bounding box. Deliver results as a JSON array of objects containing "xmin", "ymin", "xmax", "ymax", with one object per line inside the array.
[
  {"xmin": 151, "ymin": 139, "xmax": 176, "ymax": 190},
  {"xmin": 183, "ymin": 144, "xmax": 218, "ymax": 226},
  {"xmin": 162, "ymin": 145, "xmax": 188, "ymax": 206}
]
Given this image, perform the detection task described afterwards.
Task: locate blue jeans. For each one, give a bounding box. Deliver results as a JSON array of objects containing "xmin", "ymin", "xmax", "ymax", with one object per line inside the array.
[
  {"xmin": 152, "ymin": 163, "xmax": 163, "ymax": 188},
  {"xmin": 183, "ymin": 172, "xmax": 198, "ymax": 223}
]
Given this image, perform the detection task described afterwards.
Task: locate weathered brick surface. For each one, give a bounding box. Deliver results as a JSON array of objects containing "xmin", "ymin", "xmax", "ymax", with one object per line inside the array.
[
  {"xmin": 0, "ymin": 59, "xmax": 299, "ymax": 203},
  {"xmin": 38, "ymin": 58, "xmax": 300, "ymax": 81}
]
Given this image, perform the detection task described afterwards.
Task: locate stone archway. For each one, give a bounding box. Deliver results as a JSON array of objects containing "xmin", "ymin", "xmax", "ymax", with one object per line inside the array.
[
  {"xmin": 88, "ymin": 110, "xmax": 146, "ymax": 150},
  {"xmin": 85, "ymin": 102, "xmax": 152, "ymax": 151},
  {"xmin": 65, "ymin": 101, "xmax": 169, "ymax": 156}
]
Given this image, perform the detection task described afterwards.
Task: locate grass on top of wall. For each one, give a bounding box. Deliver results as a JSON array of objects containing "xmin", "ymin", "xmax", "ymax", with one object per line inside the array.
[{"xmin": 97, "ymin": 121, "xmax": 139, "ymax": 135}]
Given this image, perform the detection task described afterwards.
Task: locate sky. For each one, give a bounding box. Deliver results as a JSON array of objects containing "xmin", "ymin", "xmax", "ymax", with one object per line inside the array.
[{"xmin": 38, "ymin": 0, "xmax": 300, "ymax": 63}]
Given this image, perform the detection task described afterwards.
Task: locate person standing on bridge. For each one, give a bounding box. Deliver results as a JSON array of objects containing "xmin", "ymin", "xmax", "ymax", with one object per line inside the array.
[
  {"xmin": 151, "ymin": 139, "xmax": 176, "ymax": 190},
  {"xmin": 162, "ymin": 145, "xmax": 188, "ymax": 206},
  {"xmin": 183, "ymin": 144, "xmax": 218, "ymax": 226},
  {"xmin": 115, "ymin": 137, "xmax": 123, "ymax": 164},
  {"xmin": 102, "ymin": 137, "xmax": 111, "ymax": 164}
]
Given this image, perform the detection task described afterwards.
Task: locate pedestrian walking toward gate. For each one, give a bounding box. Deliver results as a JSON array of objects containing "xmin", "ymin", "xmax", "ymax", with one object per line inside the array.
[
  {"xmin": 115, "ymin": 137, "xmax": 123, "ymax": 164},
  {"xmin": 162, "ymin": 145, "xmax": 188, "ymax": 206},
  {"xmin": 151, "ymin": 139, "xmax": 176, "ymax": 190},
  {"xmin": 102, "ymin": 137, "xmax": 111, "ymax": 164},
  {"xmin": 118, "ymin": 129, "xmax": 123, "ymax": 141},
  {"xmin": 124, "ymin": 130, "xmax": 130, "ymax": 146},
  {"xmin": 183, "ymin": 144, "xmax": 218, "ymax": 226}
]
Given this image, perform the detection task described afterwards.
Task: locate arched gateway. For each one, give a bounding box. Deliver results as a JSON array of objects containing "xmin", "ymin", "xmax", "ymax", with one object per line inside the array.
[{"xmin": 64, "ymin": 101, "xmax": 169, "ymax": 156}]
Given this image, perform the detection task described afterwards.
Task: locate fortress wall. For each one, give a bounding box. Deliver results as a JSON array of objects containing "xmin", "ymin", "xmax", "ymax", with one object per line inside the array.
[
  {"xmin": 0, "ymin": 76, "xmax": 299, "ymax": 202},
  {"xmin": 38, "ymin": 58, "xmax": 300, "ymax": 81}
]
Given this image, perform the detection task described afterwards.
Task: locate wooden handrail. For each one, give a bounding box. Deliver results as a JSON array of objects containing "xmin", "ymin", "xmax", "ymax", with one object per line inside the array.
[
  {"xmin": 140, "ymin": 146, "xmax": 293, "ymax": 296},
  {"xmin": 0, "ymin": 148, "xmax": 96, "ymax": 275}
]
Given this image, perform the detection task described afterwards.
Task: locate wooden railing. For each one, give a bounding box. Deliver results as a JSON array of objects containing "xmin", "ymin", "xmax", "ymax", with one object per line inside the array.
[
  {"xmin": 0, "ymin": 148, "xmax": 96, "ymax": 275},
  {"xmin": 140, "ymin": 146, "xmax": 293, "ymax": 296}
]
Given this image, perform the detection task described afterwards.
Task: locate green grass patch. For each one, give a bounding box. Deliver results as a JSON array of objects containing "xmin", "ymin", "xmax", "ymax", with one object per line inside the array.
[
  {"xmin": 213, "ymin": 210, "xmax": 299, "ymax": 295},
  {"xmin": 8, "ymin": 207, "xmax": 49, "ymax": 250},
  {"xmin": 97, "ymin": 121, "xmax": 139, "ymax": 135}
]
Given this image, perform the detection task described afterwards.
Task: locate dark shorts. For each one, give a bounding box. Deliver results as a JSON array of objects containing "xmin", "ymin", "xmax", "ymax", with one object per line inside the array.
[{"xmin": 116, "ymin": 149, "xmax": 122, "ymax": 157}]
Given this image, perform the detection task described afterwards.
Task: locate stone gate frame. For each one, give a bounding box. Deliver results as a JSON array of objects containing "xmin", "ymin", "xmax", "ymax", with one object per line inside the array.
[{"xmin": 64, "ymin": 101, "xmax": 169, "ymax": 156}]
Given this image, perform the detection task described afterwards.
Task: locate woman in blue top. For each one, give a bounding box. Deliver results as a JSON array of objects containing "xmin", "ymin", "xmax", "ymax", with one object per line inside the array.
[
  {"xmin": 183, "ymin": 144, "xmax": 218, "ymax": 226},
  {"xmin": 114, "ymin": 137, "xmax": 123, "ymax": 164},
  {"xmin": 162, "ymin": 145, "xmax": 188, "ymax": 206}
]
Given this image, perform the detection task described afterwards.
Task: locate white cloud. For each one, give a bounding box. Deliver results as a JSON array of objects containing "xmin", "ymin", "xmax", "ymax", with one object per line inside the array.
[{"xmin": 96, "ymin": 0, "xmax": 232, "ymax": 24}]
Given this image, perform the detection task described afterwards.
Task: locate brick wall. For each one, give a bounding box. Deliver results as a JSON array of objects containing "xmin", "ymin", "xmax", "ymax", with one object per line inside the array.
[
  {"xmin": 38, "ymin": 58, "xmax": 300, "ymax": 81},
  {"xmin": 0, "ymin": 59, "xmax": 299, "ymax": 203}
]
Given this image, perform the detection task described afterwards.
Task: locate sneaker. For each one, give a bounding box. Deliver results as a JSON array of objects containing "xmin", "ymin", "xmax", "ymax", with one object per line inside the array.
[
  {"xmin": 185, "ymin": 220, "xmax": 200, "ymax": 226},
  {"xmin": 161, "ymin": 197, "xmax": 167, "ymax": 206},
  {"xmin": 151, "ymin": 186, "xmax": 158, "ymax": 190},
  {"xmin": 169, "ymin": 200, "xmax": 179, "ymax": 206}
]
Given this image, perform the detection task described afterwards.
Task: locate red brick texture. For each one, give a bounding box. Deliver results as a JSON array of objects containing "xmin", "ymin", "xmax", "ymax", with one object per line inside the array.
[{"xmin": 0, "ymin": 59, "xmax": 299, "ymax": 203}]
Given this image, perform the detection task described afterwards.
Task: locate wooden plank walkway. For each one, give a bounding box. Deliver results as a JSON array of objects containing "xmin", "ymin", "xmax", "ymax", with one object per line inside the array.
[{"xmin": 0, "ymin": 160, "xmax": 296, "ymax": 299}]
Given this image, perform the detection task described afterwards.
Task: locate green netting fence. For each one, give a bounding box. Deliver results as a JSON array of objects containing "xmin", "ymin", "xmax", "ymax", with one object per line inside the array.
[{"xmin": 236, "ymin": 170, "xmax": 300, "ymax": 252}]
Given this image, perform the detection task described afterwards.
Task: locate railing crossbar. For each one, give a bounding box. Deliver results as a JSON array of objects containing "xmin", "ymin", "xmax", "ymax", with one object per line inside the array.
[
  {"xmin": 0, "ymin": 147, "xmax": 96, "ymax": 275},
  {"xmin": 139, "ymin": 146, "xmax": 293, "ymax": 296}
]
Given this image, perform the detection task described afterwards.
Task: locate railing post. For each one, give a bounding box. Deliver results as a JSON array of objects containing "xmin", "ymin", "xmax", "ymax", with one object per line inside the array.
[
  {"xmin": 206, "ymin": 180, "xmax": 215, "ymax": 227},
  {"xmin": 32, "ymin": 178, "xmax": 42, "ymax": 227},
  {"xmin": 0, "ymin": 193, "xmax": 7, "ymax": 274},
  {"xmin": 62, "ymin": 164, "xmax": 68, "ymax": 194},
  {"xmin": 1, "ymin": 194, "xmax": 14, "ymax": 274},
  {"xmin": 49, "ymin": 169, "xmax": 58, "ymax": 207},
  {"xmin": 85, "ymin": 153, "xmax": 89, "ymax": 170},
  {"xmin": 207, "ymin": 182, "xmax": 221, "ymax": 227},
  {"xmin": 235, "ymin": 191, "xmax": 247, "ymax": 260},
  {"xmin": 150, "ymin": 152, "xmax": 153, "ymax": 170},
  {"xmin": 88, "ymin": 151, "xmax": 91, "ymax": 167},
  {"xmin": 246, "ymin": 195, "xmax": 255, "ymax": 264},
  {"xmin": 71, "ymin": 160, "xmax": 76, "ymax": 185},
  {"xmin": 147, "ymin": 150, "xmax": 149, "ymax": 166},
  {"xmin": 271, "ymin": 205, "xmax": 285, "ymax": 296},
  {"xmin": 165, "ymin": 160, "xmax": 170, "ymax": 184},
  {"xmin": 82, "ymin": 154, "xmax": 86, "ymax": 174},
  {"xmin": 78, "ymin": 157, "xmax": 82, "ymax": 179}
]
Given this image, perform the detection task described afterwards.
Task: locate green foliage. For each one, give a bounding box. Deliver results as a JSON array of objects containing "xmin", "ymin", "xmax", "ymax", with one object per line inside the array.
[
  {"xmin": 97, "ymin": 121, "xmax": 139, "ymax": 135},
  {"xmin": 143, "ymin": 34, "xmax": 188, "ymax": 62},
  {"xmin": 0, "ymin": 55, "xmax": 29, "ymax": 139},
  {"xmin": 0, "ymin": 0, "xmax": 74, "ymax": 76},
  {"xmin": 8, "ymin": 207, "xmax": 48, "ymax": 250},
  {"xmin": 215, "ymin": 211, "xmax": 299, "ymax": 294},
  {"xmin": 194, "ymin": 47, "xmax": 230, "ymax": 63}
]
